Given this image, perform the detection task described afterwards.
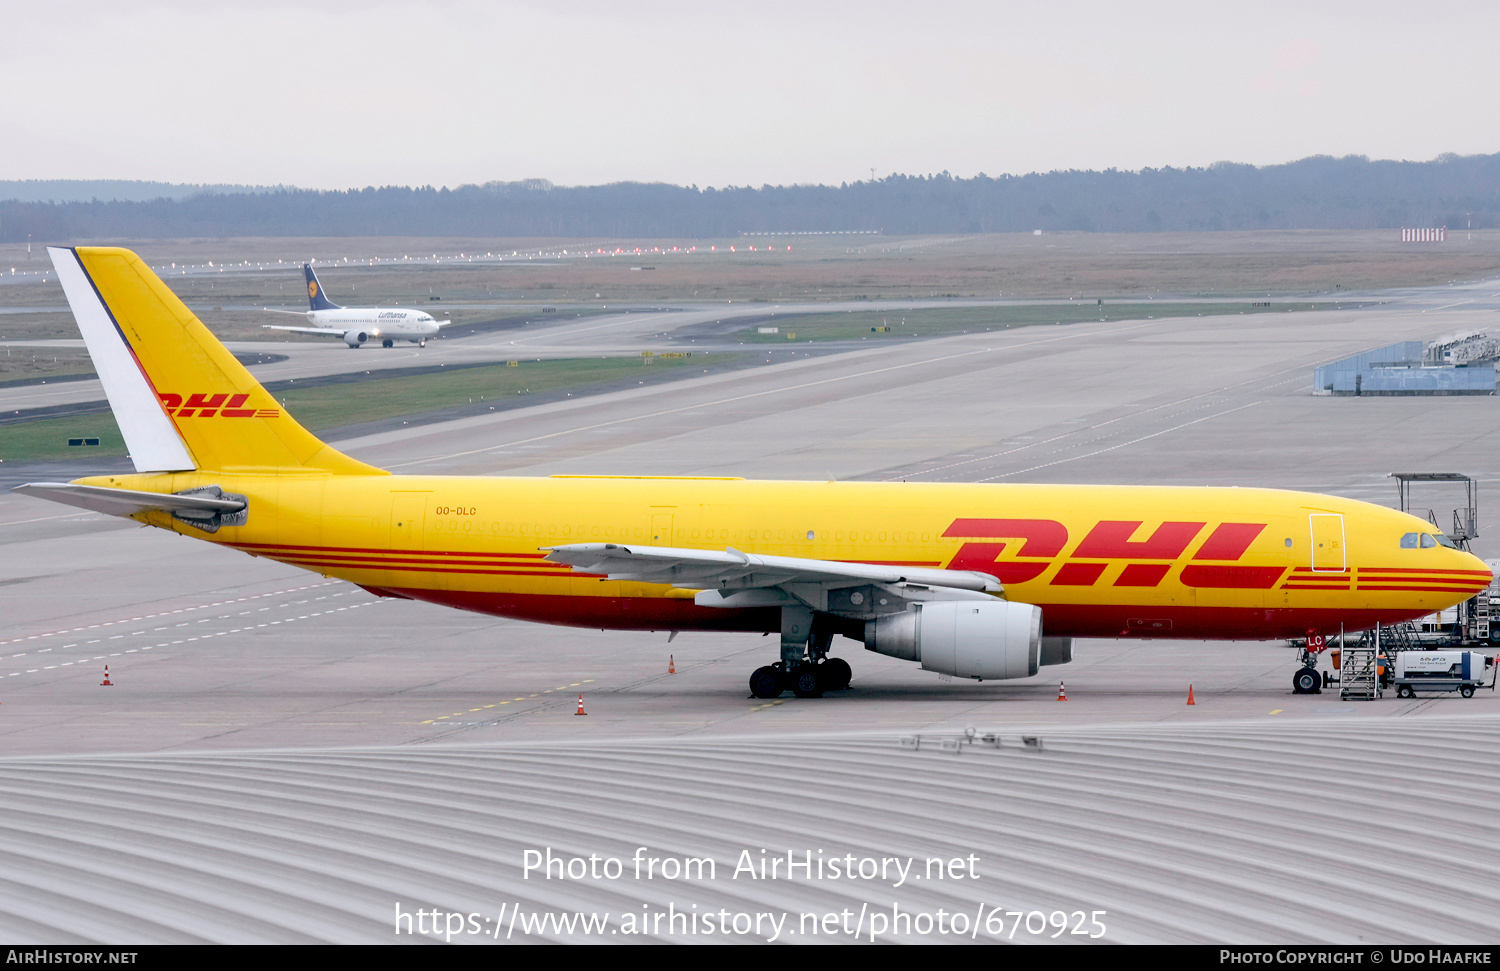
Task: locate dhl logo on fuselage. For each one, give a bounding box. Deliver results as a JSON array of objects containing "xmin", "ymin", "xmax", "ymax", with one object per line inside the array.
[
  {"xmin": 943, "ymin": 518, "xmax": 1285, "ymax": 589},
  {"xmin": 158, "ymin": 392, "xmax": 280, "ymax": 419}
]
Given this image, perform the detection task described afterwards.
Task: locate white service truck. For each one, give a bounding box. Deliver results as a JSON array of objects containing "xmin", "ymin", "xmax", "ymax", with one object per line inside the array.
[{"xmin": 1391, "ymin": 650, "xmax": 1495, "ymax": 698}]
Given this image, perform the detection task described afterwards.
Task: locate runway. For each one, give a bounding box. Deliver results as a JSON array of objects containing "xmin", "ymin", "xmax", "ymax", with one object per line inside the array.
[{"xmin": 2, "ymin": 276, "xmax": 1499, "ymax": 942}]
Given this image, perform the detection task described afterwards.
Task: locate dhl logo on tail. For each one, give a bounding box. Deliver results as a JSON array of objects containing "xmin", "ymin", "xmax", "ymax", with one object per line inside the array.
[{"xmin": 158, "ymin": 393, "xmax": 281, "ymax": 419}]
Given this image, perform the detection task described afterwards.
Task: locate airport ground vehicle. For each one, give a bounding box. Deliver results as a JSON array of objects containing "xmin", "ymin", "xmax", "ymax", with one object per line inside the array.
[
  {"xmin": 14, "ymin": 248, "xmax": 1494, "ymax": 698},
  {"xmin": 1391, "ymin": 650, "xmax": 1495, "ymax": 698}
]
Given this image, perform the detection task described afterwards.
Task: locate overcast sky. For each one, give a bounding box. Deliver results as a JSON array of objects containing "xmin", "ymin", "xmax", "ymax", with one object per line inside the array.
[{"xmin": 5, "ymin": 0, "xmax": 1497, "ymax": 190}]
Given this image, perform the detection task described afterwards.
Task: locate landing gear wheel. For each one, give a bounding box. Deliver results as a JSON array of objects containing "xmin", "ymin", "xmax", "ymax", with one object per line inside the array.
[
  {"xmin": 1292, "ymin": 667, "xmax": 1321, "ymax": 694},
  {"xmin": 749, "ymin": 665, "xmax": 783, "ymax": 699},
  {"xmin": 1461, "ymin": 685, "xmax": 1476, "ymax": 698},
  {"xmin": 382, "ymin": 339, "xmax": 394, "ymax": 348},
  {"xmin": 822, "ymin": 657, "xmax": 852, "ymax": 690},
  {"xmin": 790, "ymin": 667, "xmax": 823, "ymax": 698}
]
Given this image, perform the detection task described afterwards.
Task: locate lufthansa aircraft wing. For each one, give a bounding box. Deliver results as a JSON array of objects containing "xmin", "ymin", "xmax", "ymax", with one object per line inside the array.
[{"xmin": 261, "ymin": 324, "xmax": 347, "ymax": 336}]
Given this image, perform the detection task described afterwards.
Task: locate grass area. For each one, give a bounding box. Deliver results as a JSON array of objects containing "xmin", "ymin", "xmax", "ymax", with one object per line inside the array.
[
  {"xmin": 0, "ymin": 414, "xmax": 127, "ymax": 464},
  {"xmin": 0, "ymin": 347, "xmax": 95, "ymax": 385},
  {"xmin": 736, "ymin": 301, "xmax": 1350, "ymax": 342},
  {"xmin": 8, "ymin": 231, "xmax": 1500, "ymax": 341},
  {"xmin": 271, "ymin": 354, "xmax": 722, "ymax": 430},
  {"xmin": 0, "ymin": 354, "xmax": 727, "ymax": 464}
]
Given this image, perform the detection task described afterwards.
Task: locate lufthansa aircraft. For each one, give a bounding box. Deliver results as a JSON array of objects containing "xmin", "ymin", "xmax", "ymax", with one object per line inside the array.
[
  {"xmin": 17, "ymin": 248, "xmax": 1494, "ymax": 698},
  {"xmin": 264, "ymin": 263, "xmax": 446, "ymax": 348}
]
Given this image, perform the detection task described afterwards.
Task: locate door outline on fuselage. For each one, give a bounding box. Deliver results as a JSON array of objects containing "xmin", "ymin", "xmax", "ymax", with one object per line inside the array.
[
  {"xmin": 1309, "ymin": 513, "xmax": 1346, "ymax": 572},
  {"xmin": 650, "ymin": 511, "xmax": 674, "ymax": 545},
  {"xmin": 391, "ymin": 493, "xmax": 428, "ymax": 551}
]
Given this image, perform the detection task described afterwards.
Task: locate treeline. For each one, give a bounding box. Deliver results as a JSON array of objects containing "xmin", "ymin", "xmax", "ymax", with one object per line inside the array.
[
  {"xmin": 0, "ymin": 179, "xmax": 281, "ymax": 204},
  {"xmin": 4, "ymin": 154, "xmax": 1498, "ymax": 241}
]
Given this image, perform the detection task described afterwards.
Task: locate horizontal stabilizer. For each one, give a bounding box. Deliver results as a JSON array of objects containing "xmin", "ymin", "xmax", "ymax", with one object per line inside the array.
[{"xmin": 12, "ymin": 482, "xmax": 246, "ymax": 519}]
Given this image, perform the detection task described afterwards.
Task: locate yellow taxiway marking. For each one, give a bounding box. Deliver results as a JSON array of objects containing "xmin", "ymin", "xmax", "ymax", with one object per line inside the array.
[
  {"xmin": 1269, "ymin": 709, "xmax": 1283, "ymax": 715},
  {"xmin": 750, "ymin": 699, "xmax": 786, "ymax": 712}
]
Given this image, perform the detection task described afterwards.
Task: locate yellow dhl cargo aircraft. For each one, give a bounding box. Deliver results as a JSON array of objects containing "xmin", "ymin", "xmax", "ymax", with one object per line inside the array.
[{"xmin": 15, "ymin": 247, "xmax": 1493, "ymax": 698}]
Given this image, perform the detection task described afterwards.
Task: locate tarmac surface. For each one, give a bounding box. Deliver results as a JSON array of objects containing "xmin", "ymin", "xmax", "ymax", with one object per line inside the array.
[{"xmin": 2, "ymin": 275, "xmax": 1500, "ymax": 942}]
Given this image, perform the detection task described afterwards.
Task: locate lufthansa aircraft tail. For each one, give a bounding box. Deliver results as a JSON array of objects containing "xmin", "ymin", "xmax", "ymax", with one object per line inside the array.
[
  {"xmin": 304, "ymin": 263, "xmax": 342, "ymax": 311},
  {"xmin": 48, "ymin": 247, "xmax": 382, "ymax": 477}
]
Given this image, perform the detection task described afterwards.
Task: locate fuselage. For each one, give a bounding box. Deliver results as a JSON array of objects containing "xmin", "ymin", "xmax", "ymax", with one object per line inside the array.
[
  {"xmin": 81, "ymin": 471, "xmax": 1493, "ymax": 641},
  {"xmin": 307, "ymin": 308, "xmax": 440, "ymax": 342}
]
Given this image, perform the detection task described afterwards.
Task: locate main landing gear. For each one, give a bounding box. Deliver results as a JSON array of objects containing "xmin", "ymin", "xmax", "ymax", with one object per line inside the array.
[{"xmin": 748, "ymin": 606, "xmax": 853, "ymax": 699}]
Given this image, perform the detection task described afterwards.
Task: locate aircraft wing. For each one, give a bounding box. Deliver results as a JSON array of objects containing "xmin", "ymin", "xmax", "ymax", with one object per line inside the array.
[
  {"xmin": 263, "ymin": 324, "xmax": 346, "ymax": 337},
  {"xmin": 543, "ymin": 543, "xmax": 1001, "ymax": 614}
]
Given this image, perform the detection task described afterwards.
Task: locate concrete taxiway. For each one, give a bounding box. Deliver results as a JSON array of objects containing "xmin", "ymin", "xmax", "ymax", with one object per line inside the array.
[{"xmin": 2, "ymin": 276, "xmax": 1500, "ymax": 942}]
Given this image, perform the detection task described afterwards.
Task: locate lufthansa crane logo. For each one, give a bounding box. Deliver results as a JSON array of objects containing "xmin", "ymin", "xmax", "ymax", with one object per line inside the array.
[{"xmin": 308, "ymin": 281, "xmax": 318, "ymax": 299}]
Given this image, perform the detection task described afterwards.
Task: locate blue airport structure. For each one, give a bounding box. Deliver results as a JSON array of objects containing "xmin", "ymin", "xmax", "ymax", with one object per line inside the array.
[{"xmin": 1313, "ymin": 341, "xmax": 1494, "ymax": 396}]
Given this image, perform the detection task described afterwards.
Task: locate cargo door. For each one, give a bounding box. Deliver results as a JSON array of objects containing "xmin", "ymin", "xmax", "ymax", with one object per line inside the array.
[
  {"xmin": 1309, "ymin": 513, "xmax": 1345, "ymax": 572},
  {"xmin": 391, "ymin": 493, "xmax": 428, "ymax": 551},
  {"xmin": 650, "ymin": 511, "xmax": 674, "ymax": 546}
]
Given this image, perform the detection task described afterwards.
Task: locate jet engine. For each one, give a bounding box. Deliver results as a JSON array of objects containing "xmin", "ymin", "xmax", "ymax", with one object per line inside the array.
[
  {"xmin": 863, "ymin": 600, "xmax": 1042, "ymax": 680},
  {"xmin": 343, "ymin": 330, "xmax": 369, "ymax": 348}
]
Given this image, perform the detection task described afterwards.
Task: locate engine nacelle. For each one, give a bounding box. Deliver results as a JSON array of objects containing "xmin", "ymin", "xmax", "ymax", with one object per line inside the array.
[
  {"xmin": 863, "ymin": 600, "xmax": 1042, "ymax": 681},
  {"xmin": 344, "ymin": 330, "xmax": 368, "ymax": 348}
]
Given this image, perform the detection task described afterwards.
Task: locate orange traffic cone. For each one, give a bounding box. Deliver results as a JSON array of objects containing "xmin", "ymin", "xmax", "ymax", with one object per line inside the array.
[
  {"xmin": 1057, "ymin": 680, "xmax": 1067, "ymax": 701},
  {"xmin": 100, "ymin": 665, "xmax": 113, "ymax": 686},
  {"xmin": 1186, "ymin": 685, "xmax": 1196, "ymax": 705},
  {"xmin": 668, "ymin": 655, "xmax": 676, "ymax": 674},
  {"xmin": 575, "ymin": 693, "xmax": 588, "ymax": 716}
]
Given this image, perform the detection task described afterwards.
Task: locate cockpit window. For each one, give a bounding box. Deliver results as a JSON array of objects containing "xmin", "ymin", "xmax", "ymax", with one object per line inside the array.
[{"xmin": 1402, "ymin": 532, "xmax": 1458, "ymax": 549}]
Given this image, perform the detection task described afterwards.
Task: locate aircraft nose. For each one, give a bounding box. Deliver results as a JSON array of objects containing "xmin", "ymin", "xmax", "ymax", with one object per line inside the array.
[
  {"xmin": 1467, "ymin": 550, "xmax": 1493, "ymax": 585},
  {"xmin": 1452, "ymin": 548, "xmax": 1494, "ymax": 599}
]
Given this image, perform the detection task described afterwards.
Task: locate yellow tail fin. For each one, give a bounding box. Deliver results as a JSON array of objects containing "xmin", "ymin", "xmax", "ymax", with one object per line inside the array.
[{"xmin": 52, "ymin": 246, "xmax": 383, "ymax": 476}]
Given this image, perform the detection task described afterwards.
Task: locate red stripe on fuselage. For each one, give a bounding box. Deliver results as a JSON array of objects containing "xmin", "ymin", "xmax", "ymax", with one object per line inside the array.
[
  {"xmin": 228, "ymin": 541, "xmax": 552, "ymax": 560},
  {"xmin": 370, "ymin": 588, "xmax": 1447, "ymax": 641}
]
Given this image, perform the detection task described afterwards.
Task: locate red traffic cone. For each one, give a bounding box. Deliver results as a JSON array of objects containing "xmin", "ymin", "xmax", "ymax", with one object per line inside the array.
[
  {"xmin": 575, "ymin": 693, "xmax": 588, "ymax": 716},
  {"xmin": 668, "ymin": 655, "xmax": 676, "ymax": 674},
  {"xmin": 1057, "ymin": 680, "xmax": 1067, "ymax": 701},
  {"xmin": 1187, "ymin": 684, "xmax": 1196, "ymax": 705},
  {"xmin": 100, "ymin": 665, "xmax": 113, "ymax": 686}
]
